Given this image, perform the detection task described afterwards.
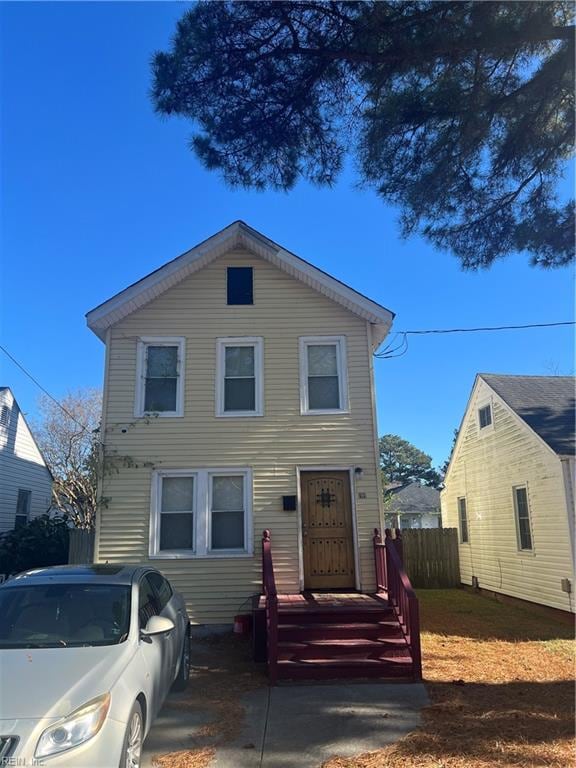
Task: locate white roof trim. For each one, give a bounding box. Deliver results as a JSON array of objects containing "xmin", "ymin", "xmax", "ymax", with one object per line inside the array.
[{"xmin": 86, "ymin": 221, "xmax": 394, "ymax": 348}]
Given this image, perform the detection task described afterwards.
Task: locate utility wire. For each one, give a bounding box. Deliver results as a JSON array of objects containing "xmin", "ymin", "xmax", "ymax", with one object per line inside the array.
[
  {"xmin": 374, "ymin": 320, "xmax": 575, "ymax": 359},
  {"xmin": 401, "ymin": 320, "xmax": 575, "ymax": 335},
  {"xmin": 0, "ymin": 343, "xmax": 94, "ymax": 435}
]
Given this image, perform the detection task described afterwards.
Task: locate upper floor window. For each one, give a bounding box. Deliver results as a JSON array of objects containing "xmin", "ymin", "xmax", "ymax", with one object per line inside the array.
[
  {"xmin": 227, "ymin": 267, "xmax": 253, "ymax": 305},
  {"xmin": 16, "ymin": 489, "xmax": 31, "ymax": 529},
  {"xmin": 299, "ymin": 336, "xmax": 348, "ymax": 415},
  {"xmin": 478, "ymin": 404, "xmax": 492, "ymax": 430},
  {"xmin": 513, "ymin": 486, "xmax": 533, "ymax": 551},
  {"xmin": 150, "ymin": 468, "xmax": 252, "ymax": 558},
  {"xmin": 216, "ymin": 337, "xmax": 263, "ymax": 417},
  {"xmin": 458, "ymin": 496, "xmax": 469, "ymax": 543},
  {"xmin": 135, "ymin": 337, "xmax": 185, "ymax": 417}
]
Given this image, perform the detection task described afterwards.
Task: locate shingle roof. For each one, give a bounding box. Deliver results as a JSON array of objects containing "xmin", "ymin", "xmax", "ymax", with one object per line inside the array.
[
  {"xmin": 480, "ymin": 374, "xmax": 575, "ymax": 456},
  {"xmin": 386, "ymin": 482, "xmax": 441, "ymax": 513}
]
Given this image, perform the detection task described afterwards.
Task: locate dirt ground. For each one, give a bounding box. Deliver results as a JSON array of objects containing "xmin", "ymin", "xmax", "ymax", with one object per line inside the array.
[{"xmin": 153, "ymin": 589, "xmax": 575, "ymax": 768}]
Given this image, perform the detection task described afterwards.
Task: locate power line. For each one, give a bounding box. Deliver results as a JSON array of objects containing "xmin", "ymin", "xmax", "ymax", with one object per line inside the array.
[
  {"xmin": 374, "ymin": 320, "xmax": 574, "ymax": 359},
  {"xmin": 0, "ymin": 344, "xmax": 94, "ymax": 435},
  {"xmin": 401, "ymin": 320, "xmax": 575, "ymax": 335}
]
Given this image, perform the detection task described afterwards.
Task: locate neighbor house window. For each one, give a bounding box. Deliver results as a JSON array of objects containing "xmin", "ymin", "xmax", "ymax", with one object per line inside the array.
[
  {"xmin": 135, "ymin": 337, "xmax": 185, "ymax": 417},
  {"xmin": 478, "ymin": 404, "xmax": 492, "ymax": 429},
  {"xmin": 513, "ymin": 486, "xmax": 533, "ymax": 551},
  {"xmin": 227, "ymin": 267, "xmax": 253, "ymax": 305},
  {"xmin": 0, "ymin": 405, "xmax": 10, "ymax": 428},
  {"xmin": 216, "ymin": 338, "xmax": 263, "ymax": 416},
  {"xmin": 150, "ymin": 469, "xmax": 252, "ymax": 558},
  {"xmin": 209, "ymin": 474, "xmax": 247, "ymax": 552},
  {"xmin": 458, "ymin": 497, "xmax": 469, "ymax": 543},
  {"xmin": 15, "ymin": 489, "xmax": 31, "ymax": 528},
  {"xmin": 299, "ymin": 336, "xmax": 348, "ymax": 414}
]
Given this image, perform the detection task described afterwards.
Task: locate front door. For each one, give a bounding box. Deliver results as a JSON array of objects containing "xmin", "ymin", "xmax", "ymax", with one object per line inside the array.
[{"xmin": 301, "ymin": 471, "xmax": 356, "ymax": 590}]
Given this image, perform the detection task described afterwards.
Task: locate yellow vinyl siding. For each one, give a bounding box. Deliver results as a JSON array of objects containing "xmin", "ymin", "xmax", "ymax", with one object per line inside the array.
[
  {"xmin": 96, "ymin": 250, "xmax": 382, "ymax": 623},
  {"xmin": 441, "ymin": 378, "xmax": 574, "ymax": 612}
]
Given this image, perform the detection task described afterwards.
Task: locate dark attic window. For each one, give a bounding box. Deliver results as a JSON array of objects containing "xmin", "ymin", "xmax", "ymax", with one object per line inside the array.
[{"xmin": 227, "ymin": 267, "xmax": 253, "ymax": 305}]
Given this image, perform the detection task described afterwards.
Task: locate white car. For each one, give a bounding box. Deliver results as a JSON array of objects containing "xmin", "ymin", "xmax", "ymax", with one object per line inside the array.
[{"xmin": 0, "ymin": 564, "xmax": 191, "ymax": 767}]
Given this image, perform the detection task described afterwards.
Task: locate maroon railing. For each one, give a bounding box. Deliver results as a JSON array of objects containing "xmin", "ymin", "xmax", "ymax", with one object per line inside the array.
[
  {"xmin": 262, "ymin": 529, "xmax": 278, "ymax": 685},
  {"xmin": 373, "ymin": 528, "xmax": 422, "ymax": 680}
]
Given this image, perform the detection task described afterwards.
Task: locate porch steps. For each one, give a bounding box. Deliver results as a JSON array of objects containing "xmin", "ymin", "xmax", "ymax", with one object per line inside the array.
[{"xmin": 273, "ymin": 597, "xmax": 415, "ymax": 681}]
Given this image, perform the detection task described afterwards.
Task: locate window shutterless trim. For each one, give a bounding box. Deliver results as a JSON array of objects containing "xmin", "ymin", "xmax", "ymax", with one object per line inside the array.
[
  {"xmin": 207, "ymin": 470, "xmax": 253, "ymax": 555},
  {"xmin": 215, "ymin": 337, "xmax": 264, "ymax": 417},
  {"xmin": 149, "ymin": 467, "xmax": 253, "ymax": 559},
  {"xmin": 457, "ymin": 496, "xmax": 469, "ymax": 544},
  {"xmin": 135, "ymin": 337, "xmax": 185, "ymax": 418},
  {"xmin": 149, "ymin": 469, "xmax": 197, "ymax": 557},
  {"xmin": 513, "ymin": 484, "xmax": 534, "ymax": 553},
  {"xmin": 299, "ymin": 335, "xmax": 349, "ymax": 415},
  {"xmin": 477, "ymin": 399, "xmax": 494, "ymax": 435}
]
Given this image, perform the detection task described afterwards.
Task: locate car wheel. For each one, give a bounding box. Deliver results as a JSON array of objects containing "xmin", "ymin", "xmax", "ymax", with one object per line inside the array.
[
  {"xmin": 172, "ymin": 625, "xmax": 191, "ymax": 691},
  {"xmin": 119, "ymin": 700, "xmax": 143, "ymax": 768}
]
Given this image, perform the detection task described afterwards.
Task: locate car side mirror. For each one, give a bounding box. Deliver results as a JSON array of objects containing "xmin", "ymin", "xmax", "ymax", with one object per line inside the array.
[{"xmin": 141, "ymin": 615, "xmax": 175, "ymax": 637}]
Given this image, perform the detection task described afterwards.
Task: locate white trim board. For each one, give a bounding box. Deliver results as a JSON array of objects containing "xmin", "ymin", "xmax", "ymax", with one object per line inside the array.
[{"xmin": 86, "ymin": 221, "xmax": 394, "ymax": 348}]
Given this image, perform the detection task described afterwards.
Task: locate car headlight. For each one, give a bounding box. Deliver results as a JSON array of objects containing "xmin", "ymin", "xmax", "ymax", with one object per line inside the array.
[{"xmin": 35, "ymin": 693, "xmax": 111, "ymax": 758}]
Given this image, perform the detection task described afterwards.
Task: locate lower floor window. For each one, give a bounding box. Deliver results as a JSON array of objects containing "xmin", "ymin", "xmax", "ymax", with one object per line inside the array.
[
  {"xmin": 15, "ymin": 489, "xmax": 31, "ymax": 529},
  {"xmin": 150, "ymin": 468, "xmax": 252, "ymax": 557}
]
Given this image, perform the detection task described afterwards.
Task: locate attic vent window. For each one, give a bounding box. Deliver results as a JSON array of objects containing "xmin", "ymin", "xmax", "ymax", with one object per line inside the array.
[
  {"xmin": 478, "ymin": 404, "xmax": 492, "ymax": 429},
  {"xmin": 227, "ymin": 267, "xmax": 253, "ymax": 305}
]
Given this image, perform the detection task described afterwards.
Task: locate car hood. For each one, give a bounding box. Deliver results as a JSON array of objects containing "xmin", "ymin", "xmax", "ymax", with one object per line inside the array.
[{"xmin": 0, "ymin": 642, "xmax": 135, "ymax": 719}]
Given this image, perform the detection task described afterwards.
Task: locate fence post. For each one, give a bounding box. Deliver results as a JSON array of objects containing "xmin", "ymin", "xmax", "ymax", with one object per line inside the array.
[{"xmin": 394, "ymin": 528, "xmax": 404, "ymax": 564}]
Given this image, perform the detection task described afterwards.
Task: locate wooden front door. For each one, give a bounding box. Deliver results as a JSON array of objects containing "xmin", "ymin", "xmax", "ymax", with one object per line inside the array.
[{"xmin": 301, "ymin": 471, "xmax": 356, "ymax": 590}]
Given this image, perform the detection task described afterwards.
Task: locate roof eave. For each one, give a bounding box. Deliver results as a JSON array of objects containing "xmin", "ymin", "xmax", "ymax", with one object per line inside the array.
[{"xmin": 86, "ymin": 221, "xmax": 395, "ymax": 343}]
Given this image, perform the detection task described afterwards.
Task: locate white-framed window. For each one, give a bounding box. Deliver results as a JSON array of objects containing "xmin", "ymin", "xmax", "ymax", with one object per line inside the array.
[
  {"xmin": 477, "ymin": 402, "xmax": 493, "ymax": 432},
  {"xmin": 299, "ymin": 336, "xmax": 349, "ymax": 415},
  {"xmin": 216, "ymin": 337, "xmax": 263, "ymax": 417},
  {"xmin": 135, "ymin": 337, "xmax": 185, "ymax": 417},
  {"xmin": 15, "ymin": 489, "xmax": 31, "ymax": 529},
  {"xmin": 458, "ymin": 497, "xmax": 469, "ymax": 543},
  {"xmin": 208, "ymin": 472, "xmax": 250, "ymax": 553},
  {"xmin": 150, "ymin": 468, "xmax": 253, "ymax": 558},
  {"xmin": 513, "ymin": 485, "xmax": 533, "ymax": 551}
]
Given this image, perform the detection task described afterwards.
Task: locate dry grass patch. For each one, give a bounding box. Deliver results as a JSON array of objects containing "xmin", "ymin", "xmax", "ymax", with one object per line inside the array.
[
  {"xmin": 152, "ymin": 632, "xmax": 266, "ymax": 768},
  {"xmin": 324, "ymin": 589, "xmax": 575, "ymax": 768}
]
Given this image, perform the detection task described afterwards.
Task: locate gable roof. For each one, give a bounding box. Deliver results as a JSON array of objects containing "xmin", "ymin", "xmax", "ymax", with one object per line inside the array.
[
  {"xmin": 480, "ymin": 374, "xmax": 575, "ymax": 456},
  {"xmin": 386, "ymin": 482, "xmax": 440, "ymax": 513},
  {"xmin": 85, "ymin": 221, "xmax": 394, "ymax": 347},
  {"xmin": 0, "ymin": 387, "xmax": 54, "ymax": 479}
]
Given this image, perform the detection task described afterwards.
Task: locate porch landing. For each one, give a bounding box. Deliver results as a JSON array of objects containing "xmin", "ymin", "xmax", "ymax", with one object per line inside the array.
[{"xmin": 257, "ymin": 592, "xmax": 388, "ymax": 612}]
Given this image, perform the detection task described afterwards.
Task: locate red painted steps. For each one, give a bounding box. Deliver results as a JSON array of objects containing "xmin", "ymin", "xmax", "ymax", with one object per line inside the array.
[{"xmin": 273, "ymin": 597, "xmax": 415, "ymax": 681}]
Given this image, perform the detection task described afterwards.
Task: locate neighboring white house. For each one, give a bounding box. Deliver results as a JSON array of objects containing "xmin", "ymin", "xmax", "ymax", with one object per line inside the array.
[
  {"xmin": 385, "ymin": 481, "xmax": 441, "ymax": 529},
  {"xmin": 442, "ymin": 374, "xmax": 575, "ymax": 613},
  {"xmin": 0, "ymin": 387, "xmax": 53, "ymax": 532}
]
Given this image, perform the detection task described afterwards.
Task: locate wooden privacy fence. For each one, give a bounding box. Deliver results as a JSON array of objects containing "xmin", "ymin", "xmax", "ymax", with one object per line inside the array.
[
  {"xmin": 68, "ymin": 529, "xmax": 95, "ymax": 564},
  {"xmin": 399, "ymin": 528, "xmax": 460, "ymax": 588}
]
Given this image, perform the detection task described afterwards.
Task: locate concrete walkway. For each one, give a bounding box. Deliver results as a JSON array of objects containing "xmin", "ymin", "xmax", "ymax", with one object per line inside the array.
[{"xmin": 143, "ymin": 682, "xmax": 428, "ymax": 768}]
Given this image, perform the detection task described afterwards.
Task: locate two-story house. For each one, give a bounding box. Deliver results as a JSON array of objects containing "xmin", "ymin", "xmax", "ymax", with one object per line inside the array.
[
  {"xmin": 442, "ymin": 374, "xmax": 575, "ymax": 613},
  {"xmin": 0, "ymin": 387, "xmax": 53, "ymax": 533},
  {"xmin": 87, "ymin": 222, "xmax": 422, "ymax": 681}
]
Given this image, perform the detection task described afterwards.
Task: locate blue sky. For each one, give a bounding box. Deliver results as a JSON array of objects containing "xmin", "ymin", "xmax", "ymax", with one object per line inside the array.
[{"xmin": 1, "ymin": 1, "xmax": 574, "ymax": 468}]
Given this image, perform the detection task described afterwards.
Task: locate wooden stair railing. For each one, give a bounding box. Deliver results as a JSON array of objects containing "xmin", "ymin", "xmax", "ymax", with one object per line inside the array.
[
  {"xmin": 373, "ymin": 528, "xmax": 422, "ymax": 680},
  {"xmin": 262, "ymin": 529, "xmax": 278, "ymax": 685}
]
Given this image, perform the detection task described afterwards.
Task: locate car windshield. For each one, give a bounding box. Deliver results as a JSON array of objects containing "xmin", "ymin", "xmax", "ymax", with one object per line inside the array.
[{"xmin": 0, "ymin": 583, "xmax": 131, "ymax": 648}]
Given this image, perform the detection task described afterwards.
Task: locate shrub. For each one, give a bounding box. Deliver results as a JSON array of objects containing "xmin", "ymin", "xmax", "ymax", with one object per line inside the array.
[{"xmin": 0, "ymin": 514, "xmax": 69, "ymax": 576}]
